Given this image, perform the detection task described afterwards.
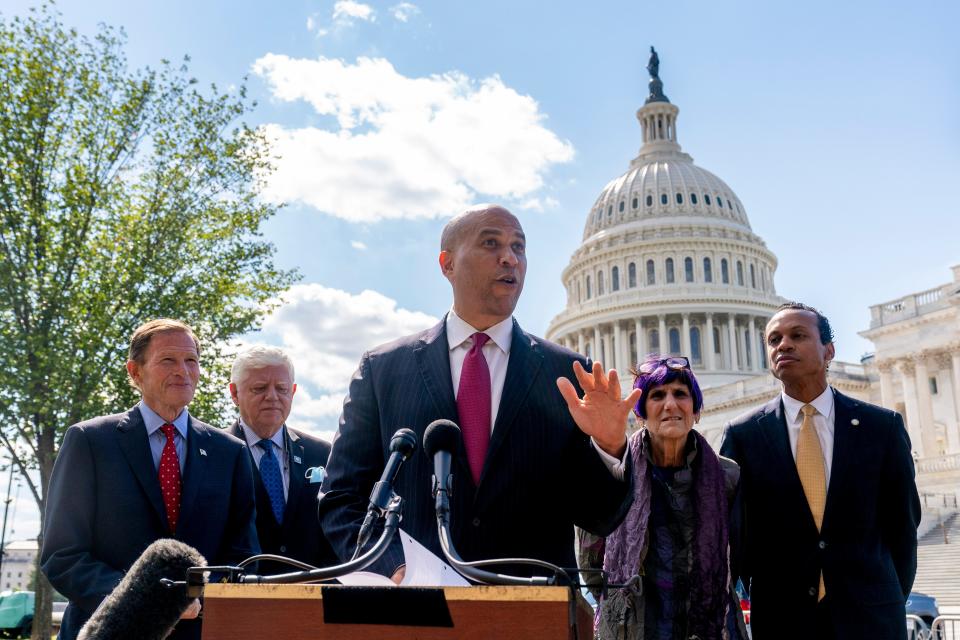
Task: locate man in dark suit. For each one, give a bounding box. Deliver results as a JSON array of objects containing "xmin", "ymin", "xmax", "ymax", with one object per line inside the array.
[
  {"xmin": 720, "ymin": 303, "xmax": 920, "ymax": 639},
  {"xmin": 41, "ymin": 319, "xmax": 259, "ymax": 640},
  {"xmin": 319, "ymin": 204, "xmax": 639, "ymax": 582},
  {"xmin": 227, "ymin": 345, "xmax": 337, "ymax": 574}
]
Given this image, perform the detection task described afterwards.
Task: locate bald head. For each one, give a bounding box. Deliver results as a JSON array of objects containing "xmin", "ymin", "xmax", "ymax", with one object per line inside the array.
[{"xmin": 440, "ymin": 204, "xmax": 519, "ymax": 252}]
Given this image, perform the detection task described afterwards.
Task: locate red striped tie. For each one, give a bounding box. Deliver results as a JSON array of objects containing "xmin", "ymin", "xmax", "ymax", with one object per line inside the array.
[{"xmin": 159, "ymin": 424, "xmax": 182, "ymax": 533}]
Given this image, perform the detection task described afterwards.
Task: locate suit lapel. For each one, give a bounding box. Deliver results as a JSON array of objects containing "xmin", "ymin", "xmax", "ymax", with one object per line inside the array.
[
  {"xmin": 824, "ymin": 388, "xmax": 858, "ymax": 530},
  {"xmin": 116, "ymin": 407, "xmax": 167, "ymax": 528},
  {"xmin": 284, "ymin": 427, "xmax": 306, "ymax": 526},
  {"xmin": 414, "ymin": 318, "xmax": 470, "ymax": 479},
  {"xmin": 757, "ymin": 397, "xmax": 811, "ymax": 511},
  {"xmin": 480, "ymin": 321, "xmax": 542, "ymax": 487},
  {"xmin": 179, "ymin": 417, "xmax": 210, "ymax": 530}
]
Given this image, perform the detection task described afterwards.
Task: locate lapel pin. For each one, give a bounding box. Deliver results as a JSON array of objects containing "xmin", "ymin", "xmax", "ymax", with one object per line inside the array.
[
  {"xmin": 850, "ymin": 419, "xmax": 860, "ymax": 427},
  {"xmin": 199, "ymin": 448, "xmax": 208, "ymax": 456},
  {"xmin": 293, "ymin": 455, "xmax": 302, "ymax": 464}
]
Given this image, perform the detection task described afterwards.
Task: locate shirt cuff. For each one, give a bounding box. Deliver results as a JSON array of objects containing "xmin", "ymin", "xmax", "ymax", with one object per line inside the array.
[{"xmin": 590, "ymin": 437, "xmax": 627, "ymax": 481}]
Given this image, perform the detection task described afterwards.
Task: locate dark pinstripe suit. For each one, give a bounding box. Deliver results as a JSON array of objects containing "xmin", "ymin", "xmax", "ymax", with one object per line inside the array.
[{"xmin": 318, "ymin": 316, "xmax": 632, "ymax": 577}]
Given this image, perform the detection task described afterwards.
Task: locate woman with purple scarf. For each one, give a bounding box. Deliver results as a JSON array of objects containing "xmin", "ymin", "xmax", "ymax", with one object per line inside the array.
[{"xmin": 577, "ymin": 355, "xmax": 747, "ymax": 640}]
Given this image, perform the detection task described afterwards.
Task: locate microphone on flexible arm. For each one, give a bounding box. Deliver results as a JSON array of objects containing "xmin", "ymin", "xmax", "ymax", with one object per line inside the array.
[
  {"xmin": 351, "ymin": 427, "xmax": 418, "ymax": 560},
  {"xmin": 422, "ymin": 419, "xmax": 570, "ymax": 587},
  {"xmin": 78, "ymin": 539, "xmax": 206, "ymax": 640}
]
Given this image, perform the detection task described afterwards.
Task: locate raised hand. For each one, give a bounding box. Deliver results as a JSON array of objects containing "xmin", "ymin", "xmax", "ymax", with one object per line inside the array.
[{"xmin": 556, "ymin": 361, "xmax": 642, "ymax": 459}]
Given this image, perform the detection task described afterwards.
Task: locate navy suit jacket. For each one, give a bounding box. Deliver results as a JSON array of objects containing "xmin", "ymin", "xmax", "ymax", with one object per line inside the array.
[
  {"xmin": 227, "ymin": 421, "xmax": 338, "ymax": 574},
  {"xmin": 720, "ymin": 389, "xmax": 920, "ymax": 640},
  {"xmin": 318, "ymin": 317, "xmax": 632, "ymax": 578},
  {"xmin": 41, "ymin": 406, "xmax": 260, "ymax": 640}
]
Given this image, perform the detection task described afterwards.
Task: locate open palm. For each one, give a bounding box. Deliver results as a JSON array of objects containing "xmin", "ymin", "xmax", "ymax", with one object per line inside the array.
[{"xmin": 557, "ymin": 361, "xmax": 641, "ymax": 458}]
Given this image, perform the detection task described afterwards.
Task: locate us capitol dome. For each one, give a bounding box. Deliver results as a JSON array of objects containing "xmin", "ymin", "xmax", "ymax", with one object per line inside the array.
[{"xmin": 546, "ymin": 48, "xmax": 784, "ymax": 389}]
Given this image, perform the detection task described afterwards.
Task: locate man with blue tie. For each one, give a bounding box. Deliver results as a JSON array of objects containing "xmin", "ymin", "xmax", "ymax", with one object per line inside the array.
[
  {"xmin": 41, "ymin": 319, "xmax": 259, "ymax": 640},
  {"xmin": 227, "ymin": 345, "xmax": 337, "ymax": 574},
  {"xmin": 319, "ymin": 204, "xmax": 638, "ymax": 583}
]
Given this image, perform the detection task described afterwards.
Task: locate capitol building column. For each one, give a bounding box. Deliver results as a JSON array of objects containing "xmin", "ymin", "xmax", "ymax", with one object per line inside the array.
[
  {"xmin": 727, "ymin": 315, "xmax": 739, "ymax": 371},
  {"xmin": 614, "ymin": 320, "xmax": 625, "ymax": 374},
  {"xmin": 748, "ymin": 316, "xmax": 760, "ymax": 372},
  {"xmin": 914, "ymin": 355, "xmax": 939, "ymax": 456},
  {"xmin": 577, "ymin": 331, "xmax": 585, "ymax": 356},
  {"xmin": 952, "ymin": 350, "xmax": 960, "ymax": 424},
  {"xmin": 877, "ymin": 362, "xmax": 895, "ymax": 409},
  {"xmin": 593, "ymin": 325, "xmax": 602, "ymax": 363},
  {"xmin": 635, "ymin": 318, "xmax": 645, "ymax": 364},
  {"xmin": 658, "ymin": 315, "xmax": 667, "ymax": 356},
  {"xmin": 705, "ymin": 313, "xmax": 716, "ymax": 370},
  {"xmin": 895, "ymin": 360, "xmax": 924, "ymax": 458},
  {"xmin": 935, "ymin": 352, "xmax": 960, "ymax": 453},
  {"xmin": 681, "ymin": 313, "xmax": 691, "ymax": 361}
]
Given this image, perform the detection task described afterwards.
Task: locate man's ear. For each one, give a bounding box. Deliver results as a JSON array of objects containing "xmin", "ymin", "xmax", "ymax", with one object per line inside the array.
[
  {"xmin": 439, "ymin": 250, "xmax": 454, "ymax": 277},
  {"xmin": 126, "ymin": 360, "xmax": 140, "ymax": 387},
  {"xmin": 228, "ymin": 382, "xmax": 240, "ymax": 406},
  {"xmin": 825, "ymin": 342, "xmax": 836, "ymax": 364}
]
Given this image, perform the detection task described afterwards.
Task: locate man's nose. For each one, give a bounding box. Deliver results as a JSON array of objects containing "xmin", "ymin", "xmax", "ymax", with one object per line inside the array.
[{"xmin": 499, "ymin": 248, "xmax": 519, "ymax": 266}]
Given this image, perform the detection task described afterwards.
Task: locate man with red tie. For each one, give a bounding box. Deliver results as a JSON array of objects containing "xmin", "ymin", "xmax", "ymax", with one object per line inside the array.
[
  {"xmin": 41, "ymin": 319, "xmax": 259, "ymax": 640},
  {"xmin": 319, "ymin": 205, "xmax": 637, "ymax": 582}
]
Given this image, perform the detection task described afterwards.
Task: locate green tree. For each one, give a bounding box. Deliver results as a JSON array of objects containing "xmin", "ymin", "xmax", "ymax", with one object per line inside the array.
[{"xmin": 0, "ymin": 6, "xmax": 296, "ymax": 637}]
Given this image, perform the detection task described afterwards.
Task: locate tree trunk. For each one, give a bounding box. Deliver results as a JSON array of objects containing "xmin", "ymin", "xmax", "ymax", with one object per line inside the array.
[
  {"xmin": 31, "ymin": 550, "xmax": 53, "ymax": 640},
  {"xmin": 32, "ymin": 424, "xmax": 56, "ymax": 640}
]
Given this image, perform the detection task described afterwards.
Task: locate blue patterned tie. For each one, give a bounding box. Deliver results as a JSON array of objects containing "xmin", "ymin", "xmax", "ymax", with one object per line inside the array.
[{"xmin": 258, "ymin": 439, "xmax": 285, "ymax": 524}]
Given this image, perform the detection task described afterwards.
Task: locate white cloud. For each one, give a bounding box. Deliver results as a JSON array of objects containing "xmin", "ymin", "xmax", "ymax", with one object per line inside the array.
[
  {"xmin": 351, "ymin": 240, "xmax": 368, "ymax": 250},
  {"xmin": 333, "ymin": 0, "xmax": 375, "ymax": 23},
  {"xmin": 253, "ymin": 54, "xmax": 574, "ymax": 222},
  {"xmin": 390, "ymin": 2, "xmax": 420, "ymax": 22},
  {"xmin": 250, "ymin": 284, "xmax": 438, "ymax": 432},
  {"xmin": 306, "ymin": 13, "xmax": 329, "ymax": 37}
]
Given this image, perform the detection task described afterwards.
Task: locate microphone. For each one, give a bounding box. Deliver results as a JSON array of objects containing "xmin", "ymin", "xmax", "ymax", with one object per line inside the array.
[
  {"xmin": 78, "ymin": 539, "xmax": 206, "ymax": 640},
  {"xmin": 423, "ymin": 419, "xmax": 460, "ymax": 523},
  {"xmin": 352, "ymin": 427, "xmax": 417, "ymax": 558},
  {"xmin": 422, "ymin": 419, "xmax": 566, "ymax": 587}
]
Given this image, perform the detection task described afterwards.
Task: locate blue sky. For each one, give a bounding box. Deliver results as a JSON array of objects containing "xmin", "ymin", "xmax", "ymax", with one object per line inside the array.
[{"xmin": 4, "ymin": 0, "xmax": 959, "ymax": 538}]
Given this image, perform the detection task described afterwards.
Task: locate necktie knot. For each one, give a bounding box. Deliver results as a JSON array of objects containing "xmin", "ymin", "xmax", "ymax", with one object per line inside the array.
[
  {"xmin": 470, "ymin": 332, "xmax": 490, "ymax": 351},
  {"xmin": 801, "ymin": 403, "xmax": 816, "ymax": 418},
  {"xmin": 161, "ymin": 423, "xmax": 177, "ymax": 441},
  {"xmin": 258, "ymin": 439, "xmax": 275, "ymax": 458}
]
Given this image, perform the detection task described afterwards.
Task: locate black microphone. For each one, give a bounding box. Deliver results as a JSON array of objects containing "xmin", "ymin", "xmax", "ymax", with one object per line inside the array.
[
  {"xmin": 78, "ymin": 539, "xmax": 206, "ymax": 640},
  {"xmin": 353, "ymin": 427, "xmax": 417, "ymax": 558},
  {"xmin": 423, "ymin": 419, "xmax": 460, "ymax": 523}
]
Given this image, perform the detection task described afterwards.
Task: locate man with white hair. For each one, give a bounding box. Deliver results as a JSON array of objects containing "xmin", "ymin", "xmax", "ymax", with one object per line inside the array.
[{"xmin": 228, "ymin": 345, "xmax": 337, "ymax": 573}]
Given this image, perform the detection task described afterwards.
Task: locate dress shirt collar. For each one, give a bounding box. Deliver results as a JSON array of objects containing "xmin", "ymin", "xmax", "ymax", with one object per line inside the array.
[
  {"xmin": 445, "ymin": 309, "xmax": 513, "ymax": 355},
  {"xmin": 781, "ymin": 386, "xmax": 834, "ymax": 423},
  {"xmin": 239, "ymin": 419, "xmax": 286, "ymax": 452},
  {"xmin": 139, "ymin": 401, "xmax": 189, "ymax": 439}
]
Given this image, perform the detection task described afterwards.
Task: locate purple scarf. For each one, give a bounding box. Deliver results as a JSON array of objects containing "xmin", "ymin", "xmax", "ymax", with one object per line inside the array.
[{"xmin": 601, "ymin": 428, "xmax": 730, "ymax": 639}]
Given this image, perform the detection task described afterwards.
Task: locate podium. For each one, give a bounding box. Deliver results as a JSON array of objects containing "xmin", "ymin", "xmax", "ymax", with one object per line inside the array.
[{"xmin": 202, "ymin": 583, "xmax": 594, "ymax": 639}]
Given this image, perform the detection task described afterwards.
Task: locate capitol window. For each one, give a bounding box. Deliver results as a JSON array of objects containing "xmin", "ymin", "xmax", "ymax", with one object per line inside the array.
[
  {"xmin": 737, "ymin": 261, "xmax": 745, "ymax": 286},
  {"xmin": 649, "ymin": 329, "xmax": 660, "ymax": 352},
  {"xmin": 717, "ymin": 197, "xmax": 724, "ymax": 208},
  {"xmin": 691, "ymin": 193, "xmax": 698, "ymax": 204},
  {"xmin": 676, "ymin": 193, "xmax": 683, "ymax": 204},
  {"xmin": 647, "ymin": 260, "xmax": 656, "ymax": 285},
  {"xmin": 669, "ymin": 328, "xmax": 681, "ymax": 354},
  {"xmin": 619, "ymin": 201, "xmax": 625, "ymax": 212},
  {"xmin": 632, "ymin": 197, "xmax": 638, "ymax": 209},
  {"xmin": 612, "ymin": 266, "xmax": 620, "ymax": 291},
  {"xmin": 586, "ymin": 275, "xmax": 592, "ymax": 299},
  {"xmin": 628, "ymin": 262, "xmax": 637, "ymax": 288},
  {"xmin": 721, "ymin": 258, "xmax": 730, "ymax": 284},
  {"xmin": 646, "ymin": 195, "xmax": 653, "ymax": 207},
  {"xmin": 598, "ymin": 270, "xmax": 605, "ymax": 295},
  {"xmin": 704, "ymin": 257, "xmax": 713, "ymax": 282},
  {"xmin": 705, "ymin": 194, "xmax": 712, "ymax": 205},
  {"xmin": 665, "ymin": 258, "xmax": 675, "ymax": 283},
  {"xmin": 607, "ymin": 205, "xmax": 613, "ymax": 216},
  {"xmin": 684, "ymin": 257, "xmax": 694, "ymax": 282},
  {"xmin": 713, "ymin": 327, "xmax": 722, "ymax": 354},
  {"xmin": 690, "ymin": 327, "xmax": 702, "ymax": 364},
  {"xmin": 660, "ymin": 193, "xmax": 668, "ymax": 205},
  {"xmin": 750, "ymin": 264, "xmax": 757, "ymax": 288}
]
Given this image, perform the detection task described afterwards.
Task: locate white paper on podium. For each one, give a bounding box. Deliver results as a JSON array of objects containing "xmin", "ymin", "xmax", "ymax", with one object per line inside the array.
[{"xmin": 336, "ymin": 529, "xmax": 469, "ymax": 587}]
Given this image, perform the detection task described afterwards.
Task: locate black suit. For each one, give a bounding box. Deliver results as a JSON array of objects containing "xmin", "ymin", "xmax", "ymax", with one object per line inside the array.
[
  {"xmin": 318, "ymin": 316, "xmax": 632, "ymax": 577},
  {"xmin": 720, "ymin": 389, "xmax": 920, "ymax": 640},
  {"xmin": 227, "ymin": 421, "xmax": 338, "ymax": 574},
  {"xmin": 40, "ymin": 406, "xmax": 259, "ymax": 640}
]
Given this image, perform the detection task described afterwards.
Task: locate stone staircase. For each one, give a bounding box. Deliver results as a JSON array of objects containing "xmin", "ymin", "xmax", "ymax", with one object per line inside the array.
[{"xmin": 915, "ymin": 511, "xmax": 960, "ymax": 611}]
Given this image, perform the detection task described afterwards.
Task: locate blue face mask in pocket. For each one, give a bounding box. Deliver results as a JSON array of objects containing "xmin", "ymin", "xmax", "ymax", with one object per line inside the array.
[{"xmin": 305, "ymin": 466, "xmax": 326, "ymax": 484}]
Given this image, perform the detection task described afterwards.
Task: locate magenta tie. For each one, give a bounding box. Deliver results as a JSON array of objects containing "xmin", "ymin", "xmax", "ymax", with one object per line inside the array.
[{"xmin": 458, "ymin": 333, "xmax": 491, "ymax": 485}]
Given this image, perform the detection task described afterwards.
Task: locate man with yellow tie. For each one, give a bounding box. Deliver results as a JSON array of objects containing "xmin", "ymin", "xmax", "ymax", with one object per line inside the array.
[{"xmin": 721, "ymin": 303, "xmax": 920, "ymax": 640}]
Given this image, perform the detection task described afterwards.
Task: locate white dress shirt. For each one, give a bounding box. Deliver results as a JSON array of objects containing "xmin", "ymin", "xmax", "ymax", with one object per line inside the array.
[
  {"xmin": 782, "ymin": 387, "xmax": 835, "ymax": 487},
  {"xmin": 446, "ymin": 309, "xmax": 625, "ymax": 479},
  {"xmin": 140, "ymin": 401, "xmax": 188, "ymax": 474},
  {"xmin": 240, "ymin": 421, "xmax": 290, "ymax": 500}
]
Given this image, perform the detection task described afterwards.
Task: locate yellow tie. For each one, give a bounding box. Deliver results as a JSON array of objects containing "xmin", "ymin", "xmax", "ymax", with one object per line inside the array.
[{"xmin": 796, "ymin": 403, "xmax": 827, "ymax": 600}]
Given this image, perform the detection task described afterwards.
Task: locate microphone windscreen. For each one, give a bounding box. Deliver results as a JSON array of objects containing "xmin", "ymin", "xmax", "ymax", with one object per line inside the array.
[
  {"xmin": 389, "ymin": 428, "xmax": 418, "ymax": 457},
  {"xmin": 423, "ymin": 419, "xmax": 461, "ymax": 458},
  {"xmin": 78, "ymin": 539, "xmax": 206, "ymax": 640}
]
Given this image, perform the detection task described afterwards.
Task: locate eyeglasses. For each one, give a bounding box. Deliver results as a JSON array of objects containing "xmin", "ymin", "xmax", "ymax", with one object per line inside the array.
[{"xmin": 637, "ymin": 356, "xmax": 690, "ymax": 374}]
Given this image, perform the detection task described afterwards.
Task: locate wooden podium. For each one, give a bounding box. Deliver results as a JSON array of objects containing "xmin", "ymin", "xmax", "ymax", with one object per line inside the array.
[{"xmin": 202, "ymin": 583, "xmax": 594, "ymax": 639}]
